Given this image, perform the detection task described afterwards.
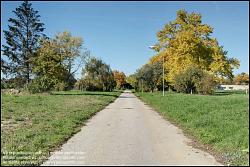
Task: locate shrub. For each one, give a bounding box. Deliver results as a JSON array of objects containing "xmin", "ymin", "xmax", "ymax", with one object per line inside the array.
[
  {"xmin": 1, "ymin": 77, "xmax": 26, "ymax": 89},
  {"xmin": 26, "ymin": 81, "xmax": 41, "ymax": 94},
  {"xmin": 1, "ymin": 79, "xmax": 7, "ymax": 89},
  {"xmin": 196, "ymin": 73, "xmax": 217, "ymax": 95},
  {"xmin": 173, "ymin": 66, "xmax": 216, "ymax": 95},
  {"xmin": 74, "ymin": 77, "xmax": 115, "ymax": 92},
  {"xmin": 26, "ymin": 76, "xmax": 55, "ymax": 93},
  {"xmin": 54, "ymin": 82, "xmax": 68, "ymax": 91},
  {"xmin": 174, "ymin": 66, "xmax": 203, "ymax": 94},
  {"xmin": 173, "ymin": 72, "xmax": 191, "ymax": 93}
]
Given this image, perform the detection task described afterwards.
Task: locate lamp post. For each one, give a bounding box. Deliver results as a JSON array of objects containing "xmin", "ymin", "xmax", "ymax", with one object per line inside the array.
[
  {"xmin": 162, "ymin": 55, "xmax": 165, "ymax": 96},
  {"xmin": 149, "ymin": 45, "xmax": 165, "ymax": 96}
]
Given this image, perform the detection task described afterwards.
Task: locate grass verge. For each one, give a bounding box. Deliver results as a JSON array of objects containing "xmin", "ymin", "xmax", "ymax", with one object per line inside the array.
[
  {"xmin": 135, "ymin": 92, "xmax": 249, "ymax": 166},
  {"xmin": 1, "ymin": 90, "xmax": 120, "ymax": 166}
]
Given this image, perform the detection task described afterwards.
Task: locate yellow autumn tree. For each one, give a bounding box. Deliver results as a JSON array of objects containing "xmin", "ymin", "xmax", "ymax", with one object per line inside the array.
[
  {"xmin": 113, "ymin": 70, "xmax": 126, "ymax": 89},
  {"xmin": 233, "ymin": 72, "xmax": 249, "ymax": 85},
  {"xmin": 150, "ymin": 9, "xmax": 240, "ymax": 85}
]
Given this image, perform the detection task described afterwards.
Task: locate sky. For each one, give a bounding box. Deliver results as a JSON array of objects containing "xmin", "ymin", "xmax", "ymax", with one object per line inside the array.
[{"xmin": 1, "ymin": 1, "xmax": 249, "ymax": 79}]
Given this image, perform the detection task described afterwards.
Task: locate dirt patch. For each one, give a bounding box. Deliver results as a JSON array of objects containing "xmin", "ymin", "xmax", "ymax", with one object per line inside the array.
[{"xmin": 1, "ymin": 118, "xmax": 32, "ymax": 133}]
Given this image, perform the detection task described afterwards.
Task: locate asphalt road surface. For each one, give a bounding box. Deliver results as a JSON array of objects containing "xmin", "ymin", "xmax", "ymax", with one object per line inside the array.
[{"xmin": 42, "ymin": 91, "xmax": 222, "ymax": 166}]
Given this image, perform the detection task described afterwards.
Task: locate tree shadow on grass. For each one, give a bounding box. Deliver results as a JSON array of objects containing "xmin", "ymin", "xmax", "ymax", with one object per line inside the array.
[
  {"xmin": 50, "ymin": 92, "xmax": 120, "ymax": 98},
  {"xmin": 211, "ymin": 93, "xmax": 230, "ymax": 96}
]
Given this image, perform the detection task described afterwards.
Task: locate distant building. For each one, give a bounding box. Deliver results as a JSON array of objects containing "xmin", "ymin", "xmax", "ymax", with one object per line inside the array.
[{"xmin": 218, "ymin": 84, "xmax": 249, "ymax": 91}]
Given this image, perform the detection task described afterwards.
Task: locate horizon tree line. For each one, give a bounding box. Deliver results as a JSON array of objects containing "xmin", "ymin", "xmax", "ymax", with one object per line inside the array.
[{"xmin": 1, "ymin": 2, "xmax": 248, "ymax": 94}]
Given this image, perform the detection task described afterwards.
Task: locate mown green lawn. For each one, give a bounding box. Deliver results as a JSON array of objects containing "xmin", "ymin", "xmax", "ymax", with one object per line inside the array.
[
  {"xmin": 136, "ymin": 92, "xmax": 249, "ymax": 166},
  {"xmin": 1, "ymin": 90, "xmax": 120, "ymax": 166}
]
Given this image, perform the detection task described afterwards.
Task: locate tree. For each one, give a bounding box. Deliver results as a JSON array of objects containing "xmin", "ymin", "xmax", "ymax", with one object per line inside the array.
[
  {"xmin": 27, "ymin": 31, "xmax": 85, "ymax": 92},
  {"xmin": 173, "ymin": 67, "xmax": 202, "ymax": 94},
  {"xmin": 31, "ymin": 38, "xmax": 67, "ymax": 91},
  {"xmin": 113, "ymin": 70, "xmax": 126, "ymax": 89},
  {"xmin": 150, "ymin": 61, "xmax": 165, "ymax": 91},
  {"xmin": 54, "ymin": 31, "xmax": 85, "ymax": 89},
  {"xmin": 135, "ymin": 64, "xmax": 153, "ymax": 92},
  {"xmin": 2, "ymin": 1, "xmax": 45, "ymax": 84},
  {"xmin": 173, "ymin": 66, "xmax": 217, "ymax": 94},
  {"xmin": 126, "ymin": 74, "xmax": 138, "ymax": 90},
  {"xmin": 81, "ymin": 57, "xmax": 116, "ymax": 91},
  {"xmin": 30, "ymin": 31, "xmax": 84, "ymax": 92},
  {"xmin": 196, "ymin": 73, "xmax": 217, "ymax": 95},
  {"xmin": 233, "ymin": 72, "xmax": 249, "ymax": 85},
  {"xmin": 134, "ymin": 62, "xmax": 163, "ymax": 92},
  {"xmin": 151, "ymin": 9, "xmax": 239, "ymax": 85}
]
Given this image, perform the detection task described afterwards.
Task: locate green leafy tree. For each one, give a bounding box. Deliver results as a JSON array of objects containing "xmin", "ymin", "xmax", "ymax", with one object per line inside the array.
[
  {"xmin": 174, "ymin": 66, "xmax": 216, "ymax": 94},
  {"xmin": 2, "ymin": 1, "xmax": 45, "ymax": 84},
  {"xmin": 126, "ymin": 74, "xmax": 138, "ymax": 90},
  {"xmin": 173, "ymin": 70, "xmax": 195, "ymax": 94},
  {"xmin": 81, "ymin": 57, "xmax": 116, "ymax": 91},
  {"xmin": 30, "ymin": 31, "xmax": 85, "ymax": 92},
  {"xmin": 31, "ymin": 38, "xmax": 67, "ymax": 91},
  {"xmin": 134, "ymin": 62, "xmax": 163, "ymax": 92},
  {"xmin": 151, "ymin": 61, "xmax": 165, "ymax": 91},
  {"xmin": 54, "ymin": 31, "xmax": 85, "ymax": 89}
]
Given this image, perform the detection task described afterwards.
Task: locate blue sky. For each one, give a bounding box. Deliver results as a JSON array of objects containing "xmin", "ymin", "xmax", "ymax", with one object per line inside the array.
[{"xmin": 1, "ymin": 1, "xmax": 249, "ymax": 79}]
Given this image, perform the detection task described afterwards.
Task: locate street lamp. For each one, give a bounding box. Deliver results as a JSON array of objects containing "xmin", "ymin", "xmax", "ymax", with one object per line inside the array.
[{"xmin": 149, "ymin": 45, "xmax": 165, "ymax": 96}]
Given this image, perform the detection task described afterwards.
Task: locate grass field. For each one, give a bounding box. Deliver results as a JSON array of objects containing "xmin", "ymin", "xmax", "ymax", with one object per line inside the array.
[
  {"xmin": 1, "ymin": 90, "xmax": 120, "ymax": 166},
  {"xmin": 136, "ymin": 92, "xmax": 249, "ymax": 166}
]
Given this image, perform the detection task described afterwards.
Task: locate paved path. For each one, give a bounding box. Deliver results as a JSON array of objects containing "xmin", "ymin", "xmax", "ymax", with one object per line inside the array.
[{"xmin": 42, "ymin": 91, "xmax": 222, "ymax": 166}]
